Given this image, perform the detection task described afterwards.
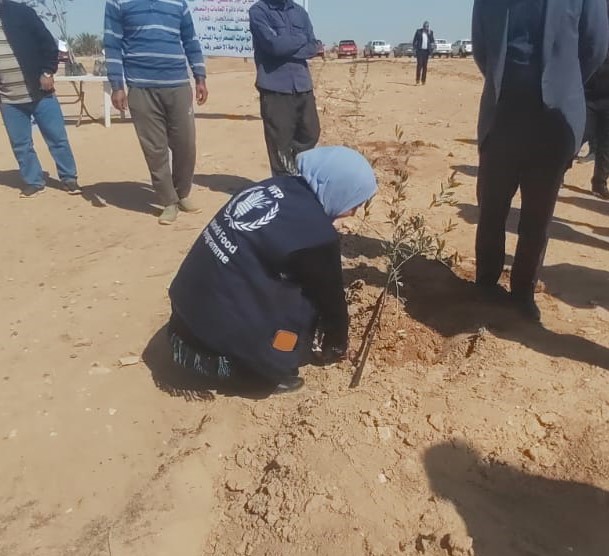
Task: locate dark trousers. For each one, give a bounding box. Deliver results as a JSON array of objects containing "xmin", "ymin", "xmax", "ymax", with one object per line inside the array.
[
  {"xmin": 584, "ymin": 105, "xmax": 598, "ymax": 155},
  {"xmin": 416, "ymin": 50, "xmax": 430, "ymax": 84},
  {"xmin": 128, "ymin": 85, "xmax": 196, "ymax": 207},
  {"xmin": 476, "ymin": 96, "xmax": 574, "ymax": 298},
  {"xmin": 259, "ymin": 89, "xmax": 320, "ymax": 176},
  {"xmin": 587, "ymin": 99, "xmax": 609, "ymax": 188}
]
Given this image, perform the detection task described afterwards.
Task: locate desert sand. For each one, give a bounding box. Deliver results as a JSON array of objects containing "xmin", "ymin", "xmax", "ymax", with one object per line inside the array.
[{"xmin": 0, "ymin": 56, "xmax": 608, "ymax": 556}]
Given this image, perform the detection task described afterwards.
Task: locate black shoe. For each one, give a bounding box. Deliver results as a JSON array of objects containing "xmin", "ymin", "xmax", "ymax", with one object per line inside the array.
[
  {"xmin": 61, "ymin": 179, "xmax": 82, "ymax": 195},
  {"xmin": 20, "ymin": 185, "xmax": 45, "ymax": 198},
  {"xmin": 274, "ymin": 376, "xmax": 304, "ymax": 395},
  {"xmin": 475, "ymin": 281, "xmax": 509, "ymax": 303},
  {"xmin": 511, "ymin": 294, "xmax": 541, "ymax": 322},
  {"xmin": 592, "ymin": 182, "xmax": 609, "ymax": 200}
]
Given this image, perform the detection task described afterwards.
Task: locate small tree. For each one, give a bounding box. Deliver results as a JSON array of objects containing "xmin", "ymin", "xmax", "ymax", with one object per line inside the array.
[{"xmin": 26, "ymin": 0, "xmax": 74, "ymax": 42}]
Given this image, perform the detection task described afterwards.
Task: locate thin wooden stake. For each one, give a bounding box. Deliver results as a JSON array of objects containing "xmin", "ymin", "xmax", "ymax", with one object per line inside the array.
[{"xmin": 350, "ymin": 287, "xmax": 388, "ymax": 388}]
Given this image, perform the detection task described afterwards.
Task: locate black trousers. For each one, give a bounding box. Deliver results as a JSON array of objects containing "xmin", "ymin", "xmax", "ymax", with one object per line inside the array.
[
  {"xmin": 587, "ymin": 99, "xmax": 609, "ymax": 188},
  {"xmin": 259, "ymin": 89, "xmax": 321, "ymax": 176},
  {"xmin": 476, "ymin": 96, "xmax": 574, "ymax": 298},
  {"xmin": 416, "ymin": 50, "xmax": 430, "ymax": 84}
]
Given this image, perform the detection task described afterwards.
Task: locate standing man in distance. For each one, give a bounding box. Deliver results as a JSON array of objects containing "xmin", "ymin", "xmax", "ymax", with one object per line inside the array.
[
  {"xmin": 413, "ymin": 21, "xmax": 435, "ymax": 85},
  {"xmin": 0, "ymin": 0, "xmax": 80, "ymax": 198},
  {"xmin": 104, "ymin": 0, "xmax": 208, "ymax": 225},
  {"xmin": 249, "ymin": 0, "xmax": 320, "ymax": 176},
  {"xmin": 472, "ymin": 0, "xmax": 608, "ymax": 320},
  {"xmin": 584, "ymin": 0, "xmax": 609, "ymax": 200}
]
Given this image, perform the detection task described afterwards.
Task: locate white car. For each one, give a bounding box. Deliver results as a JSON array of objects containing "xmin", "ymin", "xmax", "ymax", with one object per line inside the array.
[
  {"xmin": 433, "ymin": 39, "xmax": 452, "ymax": 58},
  {"xmin": 451, "ymin": 39, "xmax": 473, "ymax": 58},
  {"xmin": 364, "ymin": 40, "xmax": 392, "ymax": 58}
]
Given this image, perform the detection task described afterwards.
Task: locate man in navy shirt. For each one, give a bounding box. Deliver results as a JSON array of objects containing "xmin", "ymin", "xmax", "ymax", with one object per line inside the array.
[{"xmin": 249, "ymin": 0, "xmax": 320, "ymax": 176}]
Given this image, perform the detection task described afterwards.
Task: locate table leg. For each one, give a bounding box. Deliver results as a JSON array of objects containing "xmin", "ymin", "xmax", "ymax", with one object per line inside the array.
[
  {"xmin": 103, "ymin": 81, "xmax": 112, "ymax": 128},
  {"xmin": 68, "ymin": 81, "xmax": 84, "ymax": 127},
  {"xmin": 79, "ymin": 83, "xmax": 99, "ymax": 125}
]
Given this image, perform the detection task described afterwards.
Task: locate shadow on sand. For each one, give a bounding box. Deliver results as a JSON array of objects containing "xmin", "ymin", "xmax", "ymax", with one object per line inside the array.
[{"xmin": 425, "ymin": 441, "xmax": 609, "ymax": 556}]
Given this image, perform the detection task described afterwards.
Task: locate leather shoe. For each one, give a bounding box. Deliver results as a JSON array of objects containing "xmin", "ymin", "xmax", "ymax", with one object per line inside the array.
[
  {"xmin": 592, "ymin": 182, "xmax": 609, "ymax": 200},
  {"xmin": 511, "ymin": 294, "xmax": 541, "ymax": 322}
]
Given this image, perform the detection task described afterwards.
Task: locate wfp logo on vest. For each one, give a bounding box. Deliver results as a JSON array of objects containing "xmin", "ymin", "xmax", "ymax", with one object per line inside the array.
[{"xmin": 224, "ymin": 186, "xmax": 282, "ymax": 232}]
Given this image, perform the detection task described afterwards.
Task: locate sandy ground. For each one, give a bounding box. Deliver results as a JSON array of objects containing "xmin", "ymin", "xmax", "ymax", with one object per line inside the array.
[{"xmin": 0, "ymin": 56, "xmax": 608, "ymax": 556}]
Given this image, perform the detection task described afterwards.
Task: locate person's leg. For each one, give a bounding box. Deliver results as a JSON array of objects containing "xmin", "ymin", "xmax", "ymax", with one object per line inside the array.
[
  {"xmin": 259, "ymin": 90, "xmax": 298, "ymax": 176},
  {"xmin": 421, "ymin": 50, "xmax": 430, "ymax": 84},
  {"xmin": 592, "ymin": 103, "xmax": 609, "ymax": 199},
  {"xmin": 293, "ymin": 91, "xmax": 320, "ymax": 155},
  {"xmin": 416, "ymin": 52, "xmax": 423, "ymax": 83},
  {"xmin": 475, "ymin": 115, "xmax": 521, "ymax": 288},
  {"xmin": 32, "ymin": 95, "xmax": 80, "ymax": 192},
  {"xmin": 585, "ymin": 103, "xmax": 597, "ymax": 155},
  {"xmin": 0, "ymin": 102, "xmax": 46, "ymax": 194},
  {"xmin": 511, "ymin": 111, "xmax": 574, "ymax": 315},
  {"xmin": 168, "ymin": 326, "xmax": 228, "ymax": 379},
  {"xmin": 163, "ymin": 85, "xmax": 198, "ymax": 206},
  {"xmin": 128, "ymin": 87, "xmax": 178, "ymax": 209}
]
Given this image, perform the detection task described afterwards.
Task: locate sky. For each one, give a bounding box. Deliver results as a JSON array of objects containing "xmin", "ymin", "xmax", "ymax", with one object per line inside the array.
[{"xmin": 59, "ymin": 0, "xmax": 474, "ymax": 46}]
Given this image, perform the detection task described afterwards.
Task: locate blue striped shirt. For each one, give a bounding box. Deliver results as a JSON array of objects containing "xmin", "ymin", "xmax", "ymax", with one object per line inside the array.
[{"xmin": 104, "ymin": 0, "xmax": 206, "ymax": 91}]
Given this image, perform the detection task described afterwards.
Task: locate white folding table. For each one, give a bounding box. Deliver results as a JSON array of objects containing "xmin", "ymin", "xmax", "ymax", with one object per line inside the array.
[{"xmin": 55, "ymin": 75, "xmax": 124, "ymax": 128}]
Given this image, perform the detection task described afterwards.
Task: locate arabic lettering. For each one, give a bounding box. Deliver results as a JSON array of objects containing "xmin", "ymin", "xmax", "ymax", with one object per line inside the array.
[{"xmin": 188, "ymin": 0, "xmax": 256, "ymax": 57}]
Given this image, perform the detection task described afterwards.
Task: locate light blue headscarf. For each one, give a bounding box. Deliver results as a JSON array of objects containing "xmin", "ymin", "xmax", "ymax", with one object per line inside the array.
[{"xmin": 295, "ymin": 146, "xmax": 378, "ymax": 219}]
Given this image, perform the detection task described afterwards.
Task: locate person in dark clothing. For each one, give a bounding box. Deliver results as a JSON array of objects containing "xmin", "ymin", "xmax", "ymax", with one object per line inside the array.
[
  {"xmin": 249, "ymin": 0, "xmax": 321, "ymax": 176},
  {"xmin": 413, "ymin": 21, "xmax": 435, "ymax": 85},
  {"xmin": 584, "ymin": 0, "xmax": 609, "ymax": 200},
  {"xmin": 168, "ymin": 147, "xmax": 377, "ymax": 394},
  {"xmin": 472, "ymin": 0, "xmax": 608, "ymax": 321},
  {"xmin": 0, "ymin": 0, "xmax": 79, "ymax": 198}
]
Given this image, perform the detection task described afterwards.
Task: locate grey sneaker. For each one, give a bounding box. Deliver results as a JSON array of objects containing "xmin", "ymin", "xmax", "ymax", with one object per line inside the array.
[
  {"xmin": 159, "ymin": 204, "xmax": 179, "ymax": 225},
  {"xmin": 61, "ymin": 179, "xmax": 82, "ymax": 195},
  {"xmin": 178, "ymin": 196, "xmax": 202, "ymax": 214},
  {"xmin": 20, "ymin": 185, "xmax": 45, "ymax": 198}
]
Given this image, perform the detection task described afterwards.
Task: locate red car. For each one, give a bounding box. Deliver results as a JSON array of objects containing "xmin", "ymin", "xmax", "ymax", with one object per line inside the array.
[
  {"xmin": 314, "ymin": 40, "xmax": 325, "ymax": 60},
  {"xmin": 338, "ymin": 39, "xmax": 358, "ymax": 59}
]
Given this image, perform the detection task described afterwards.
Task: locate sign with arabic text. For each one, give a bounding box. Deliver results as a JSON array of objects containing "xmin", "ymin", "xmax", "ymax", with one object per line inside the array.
[{"xmin": 188, "ymin": 0, "xmax": 256, "ymax": 58}]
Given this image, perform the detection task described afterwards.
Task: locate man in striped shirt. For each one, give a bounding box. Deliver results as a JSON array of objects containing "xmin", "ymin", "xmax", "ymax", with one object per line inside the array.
[
  {"xmin": 104, "ymin": 0, "xmax": 208, "ymax": 225},
  {"xmin": 0, "ymin": 0, "xmax": 80, "ymax": 198}
]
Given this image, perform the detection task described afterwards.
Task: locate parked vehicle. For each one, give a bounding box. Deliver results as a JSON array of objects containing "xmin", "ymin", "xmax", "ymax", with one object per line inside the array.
[
  {"xmin": 432, "ymin": 39, "xmax": 452, "ymax": 58},
  {"xmin": 451, "ymin": 39, "xmax": 473, "ymax": 58},
  {"xmin": 314, "ymin": 40, "xmax": 325, "ymax": 59},
  {"xmin": 337, "ymin": 39, "xmax": 358, "ymax": 59},
  {"xmin": 364, "ymin": 40, "xmax": 391, "ymax": 58},
  {"xmin": 394, "ymin": 42, "xmax": 414, "ymax": 58}
]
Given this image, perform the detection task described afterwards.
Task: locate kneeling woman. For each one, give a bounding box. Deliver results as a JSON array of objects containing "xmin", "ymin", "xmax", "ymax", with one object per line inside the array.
[{"xmin": 168, "ymin": 146, "xmax": 377, "ymax": 394}]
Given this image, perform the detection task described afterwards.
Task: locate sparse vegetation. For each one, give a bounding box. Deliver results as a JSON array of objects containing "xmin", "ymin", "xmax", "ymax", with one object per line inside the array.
[
  {"xmin": 351, "ymin": 126, "xmax": 461, "ymax": 388},
  {"xmin": 70, "ymin": 33, "xmax": 103, "ymax": 57}
]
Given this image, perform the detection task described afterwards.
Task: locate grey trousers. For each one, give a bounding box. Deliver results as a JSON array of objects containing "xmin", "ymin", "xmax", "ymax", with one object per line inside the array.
[{"xmin": 128, "ymin": 85, "xmax": 196, "ymax": 206}]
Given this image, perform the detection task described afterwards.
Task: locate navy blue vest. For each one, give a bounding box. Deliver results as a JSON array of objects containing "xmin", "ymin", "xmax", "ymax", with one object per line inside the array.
[{"xmin": 169, "ymin": 176, "xmax": 338, "ymax": 380}]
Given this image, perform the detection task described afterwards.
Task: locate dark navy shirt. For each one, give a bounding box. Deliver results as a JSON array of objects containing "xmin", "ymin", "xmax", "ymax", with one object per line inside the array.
[
  {"xmin": 506, "ymin": 0, "xmax": 546, "ymax": 65},
  {"xmin": 502, "ymin": 0, "xmax": 546, "ymax": 101},
  {"xmin": 249, "ymin": 0, "xmax": 318, "ymax": 93}
]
